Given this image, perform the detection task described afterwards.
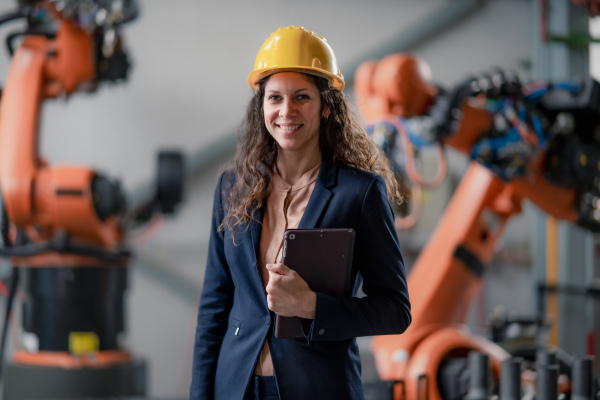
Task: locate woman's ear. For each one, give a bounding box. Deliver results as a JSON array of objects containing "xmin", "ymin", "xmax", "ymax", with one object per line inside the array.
[{"xmin": 322, "ymin": 108, "xmax": 331, "ymax": 119}]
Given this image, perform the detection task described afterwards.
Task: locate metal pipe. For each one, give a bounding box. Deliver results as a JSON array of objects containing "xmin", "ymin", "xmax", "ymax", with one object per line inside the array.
[
  {"xmin": 536, "ymin": 364, "xmax": 559, "ymax": 400},
  {"xmin": 465, "ymin": 352, "xmax": 490, "ymax": 400},
  {"xmin": 571, "ymin": 356, "xmax": 594, "ymax": 400},
  {"xmin": 500, "ymin": 357, "xmax": 522, "ymax": 400},
  {"xmin": 536, "ymin": 350, "xmax": 557, "ymax": 368}
]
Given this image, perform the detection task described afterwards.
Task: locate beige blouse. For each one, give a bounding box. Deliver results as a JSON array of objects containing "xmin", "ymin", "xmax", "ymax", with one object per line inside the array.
[{"xmin": 254, "ymin": 163, "xmax": 321, "ymax": 376}]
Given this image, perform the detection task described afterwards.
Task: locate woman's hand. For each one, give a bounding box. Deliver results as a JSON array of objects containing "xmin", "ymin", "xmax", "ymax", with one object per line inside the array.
[{"xmin": 265, "ymin": 263, "xmax": 316, "ymax": 319}]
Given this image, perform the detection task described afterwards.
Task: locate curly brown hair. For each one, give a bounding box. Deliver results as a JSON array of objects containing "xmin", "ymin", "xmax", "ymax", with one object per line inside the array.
[{"xmin": 220, "ymin": 73, "xmax": 401, "ymax": 237}]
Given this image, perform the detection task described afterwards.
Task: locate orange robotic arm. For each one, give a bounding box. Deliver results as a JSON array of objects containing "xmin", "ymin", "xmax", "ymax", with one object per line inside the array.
[
  {"xmin": 357, "ymin": 55, "xmax": 598, "ymax": 399},
  {"xmin": 356, "ymin": 54, "xmax": 446, "ymax": 230},
  {"xmin": 0, "ymin": 1, "xmax": 139, "ymax": 251},
  {"xmin": 0, "ymin": 3, "xmax": 182, "ymax": 397},
  {"xmin": 0, "ymin": 21, "xmax": 123, "ymax": 247}
]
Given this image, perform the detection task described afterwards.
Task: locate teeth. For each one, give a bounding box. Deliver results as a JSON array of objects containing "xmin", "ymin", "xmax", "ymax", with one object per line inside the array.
[{"xmin": 279, "ymin": 125, "xmax": 301, "ymax": 131}]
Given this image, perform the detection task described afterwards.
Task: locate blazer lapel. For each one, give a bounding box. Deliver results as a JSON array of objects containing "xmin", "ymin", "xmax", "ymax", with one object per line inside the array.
[
  {"xmin": 298, "ymin": 157, "xmax": 337, "ymax": 229},
  {"xmin": 249, "ymin": 205, "xmax": 264, "ymax": 263},
  {"xmin": 249, "ymin": 204, "xmax": 268, "ymax": 303}
]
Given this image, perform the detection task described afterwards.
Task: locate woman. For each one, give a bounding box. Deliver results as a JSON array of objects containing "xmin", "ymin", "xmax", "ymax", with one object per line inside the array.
[{"xmin": 190, "ymin": 26, "xmax": 411, "ymax": 400}]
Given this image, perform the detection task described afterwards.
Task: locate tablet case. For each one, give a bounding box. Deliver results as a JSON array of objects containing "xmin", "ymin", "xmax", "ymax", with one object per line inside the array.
[{"xmin": 275, "ymin": 228, "xmax": 355, "ymax": 339}]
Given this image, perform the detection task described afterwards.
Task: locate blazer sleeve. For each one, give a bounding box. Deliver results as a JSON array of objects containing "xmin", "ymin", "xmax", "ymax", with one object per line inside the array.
[
  {"xmin": 307, "ymin": 175, "xmax": 411, "ymax": 341},
  {"xmin": 190, "ymin": 173, "xmax": 235, "ymax": 399}
]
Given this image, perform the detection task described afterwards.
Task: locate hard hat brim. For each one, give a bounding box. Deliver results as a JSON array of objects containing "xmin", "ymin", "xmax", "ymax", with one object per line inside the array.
[{"xmin": 248, "ymin": 67, "xmax": 345, "ymax": 91}]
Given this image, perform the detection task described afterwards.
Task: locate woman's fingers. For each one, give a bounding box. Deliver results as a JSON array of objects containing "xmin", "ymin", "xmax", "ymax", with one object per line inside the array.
[
  {"xmin": 266, "ymin": 263, "xmax": 292, "ymax": 275},
  {"xmin": 265, "ymin": 265, "xmax": 315, "ymax": 317}
]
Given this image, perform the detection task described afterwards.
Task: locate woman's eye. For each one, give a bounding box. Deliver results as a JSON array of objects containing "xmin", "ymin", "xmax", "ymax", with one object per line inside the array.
[
  {"xmin": 296, "ymin": 94, "xmax": 309, "ymax": 101},
  {"xmin": 268, "ymin": 95, "xmax": 279, "ymax": 101}
]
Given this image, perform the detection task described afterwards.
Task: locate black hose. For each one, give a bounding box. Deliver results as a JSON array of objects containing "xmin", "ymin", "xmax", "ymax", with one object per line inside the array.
[
  {"xmin": 0, "ymin": 267, "xmax": 19, "ymax": 380},
  {"xmin": 0, "ymin": 8, "xmax": 29, "ymax": 26},
  {"xmin": 0, "ymin": 240, "xmax": 130, "ymax": 259},
  {"xmin": 1, "ymin": 205, "xmax": 10, "ymax": 248},
  {"xmin": 0, "ymin": 7, "xmax": 30, "ymax": 95},
  {"xmin": 6, "ymin": 29, "xmax": 55, "ymax": 56},
  {"xmin": 0, "ymin": 201, "xmax": 14, "ymax": 381}
]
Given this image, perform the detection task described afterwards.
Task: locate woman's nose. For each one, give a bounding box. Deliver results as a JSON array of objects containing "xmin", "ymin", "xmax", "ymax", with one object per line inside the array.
[{"xmin": 279, "ymin": 99, "xmax": 297, "ymax": 118}]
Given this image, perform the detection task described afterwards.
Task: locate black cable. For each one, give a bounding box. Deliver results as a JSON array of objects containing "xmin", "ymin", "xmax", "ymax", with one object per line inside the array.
[
  {"xmin": 0, "ymin": 240, "xmax": 130, "ymax": 259},
  {"xmin": 6, "ymin": 29, "xmax": 55, "ymax": 56},
  {"xmin": 0, "ymin": 267, "xmax": 18, "ymax": 380},
  {"xmin": 0, "ymin": 7, "xmax": 30, "ymax": 95},
  {"xmin": 0, "ymin": 8, "xmax": 29, "ymax": 27},
  {"xmin": 1, "ymin": 205, "xmax": 10, "ymax": 248},
  {"xmin": 0, "ymin": 200, "xmax": 14, "ymax": 381}
]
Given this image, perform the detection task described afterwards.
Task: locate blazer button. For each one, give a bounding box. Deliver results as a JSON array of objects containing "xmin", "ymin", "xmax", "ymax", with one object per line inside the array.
[
  {"xmin": 264, "ymin": 315, "xmax": 271, "ymax": 325},
  {"xmin": 318, "ymin": 328, "xmax": 325, "ymax": 335}
]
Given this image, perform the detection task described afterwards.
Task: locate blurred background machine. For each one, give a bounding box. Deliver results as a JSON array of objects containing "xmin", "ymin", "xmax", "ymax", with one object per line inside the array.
[
  {"xmin": 356, "ymin": 52, "xmax": 600, "ymax": 399},
  {"xmin": 353, "ymin": 0, "xmax": 600, "ymax": 397},
  {"xmin": 0, "ymin": 1, "xmax": 184, "ymax": 398}
]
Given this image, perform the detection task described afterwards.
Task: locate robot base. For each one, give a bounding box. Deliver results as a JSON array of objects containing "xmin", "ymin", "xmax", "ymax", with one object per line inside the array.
[{"xmin": 3, "ymin": 358, "xmax": 146, "ymax": 399}]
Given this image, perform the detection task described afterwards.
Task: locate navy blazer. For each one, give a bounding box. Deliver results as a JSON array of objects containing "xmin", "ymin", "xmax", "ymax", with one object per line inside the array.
[{"xmin": 190, "ymin": 158, "xmax": 411, "ymax": 400}]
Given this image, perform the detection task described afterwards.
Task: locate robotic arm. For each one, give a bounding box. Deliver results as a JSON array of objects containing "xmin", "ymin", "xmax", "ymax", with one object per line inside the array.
[
  {"xmin": 434, "ymin": 73, "xmax": 599, "ymax": 229},
  {"xmin": 356, "ymin": 54, "xmax": 600, "ymax": 399},
  {"xmin": 0, "ymin": 0, "xmax": 136, "ymax": 250},
  {"xmin": 0, "ymin": 2, "xmax": 184, "ymax": 397}
]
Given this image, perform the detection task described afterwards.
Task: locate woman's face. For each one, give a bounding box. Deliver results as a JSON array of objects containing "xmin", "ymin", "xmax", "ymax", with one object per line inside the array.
[{"xmin": 263, "ymin": 72, "xmax": 325, "ymax": 157}]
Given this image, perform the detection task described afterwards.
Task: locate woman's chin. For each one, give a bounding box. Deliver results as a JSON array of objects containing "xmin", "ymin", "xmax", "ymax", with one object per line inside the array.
[{"xmin": 276, "ymin": 140, "xmax": 302, "ymax": 152}]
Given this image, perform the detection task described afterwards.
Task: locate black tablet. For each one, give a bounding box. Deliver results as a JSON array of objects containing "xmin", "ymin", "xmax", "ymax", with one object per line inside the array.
[{"xmin": 275, "ymin": 228, "xmax": 355, "ymax": 339}]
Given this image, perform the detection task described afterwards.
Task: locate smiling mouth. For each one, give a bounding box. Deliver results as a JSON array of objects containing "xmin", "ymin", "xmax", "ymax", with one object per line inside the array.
[{"xmin": 277, "ymin": 124, "xmax": 302, "ymax": 131}]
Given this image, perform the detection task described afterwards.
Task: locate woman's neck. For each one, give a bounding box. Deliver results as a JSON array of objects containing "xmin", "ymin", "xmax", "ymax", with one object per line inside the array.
[{"xmin": 275, "ymin": 147, "xmax": 322, "ymax": 187}]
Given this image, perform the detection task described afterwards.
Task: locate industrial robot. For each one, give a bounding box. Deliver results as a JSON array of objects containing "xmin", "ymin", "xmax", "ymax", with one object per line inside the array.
[
  {"xmin": 0, "ymin": 1, "xmax": 184, "ymax": 398},
  {"xmin": 355, "ymin": 54, "xmax": 600, "ymax": 399}
]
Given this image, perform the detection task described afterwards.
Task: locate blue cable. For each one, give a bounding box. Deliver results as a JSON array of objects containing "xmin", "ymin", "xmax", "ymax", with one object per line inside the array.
[
  {"xmin": 526, "ymin": 81, "xmax": 581, "ymax": 105},
  {"xmin": 366, "ymin": 118, "xmax": 438, "ymax": 150},
  {"xmin": 532, "ymin": 115, "xmax": 545, "ymax": 146},
  {"xmin": 399, "ymin": 117, "xmax": 436, "ymax": 148}
]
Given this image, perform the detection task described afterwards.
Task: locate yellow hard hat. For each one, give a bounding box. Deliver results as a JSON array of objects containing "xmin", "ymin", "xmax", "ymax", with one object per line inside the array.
[{"xmin": 248, "ymin": 26, "xmax": 345, "ymax": 91}]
